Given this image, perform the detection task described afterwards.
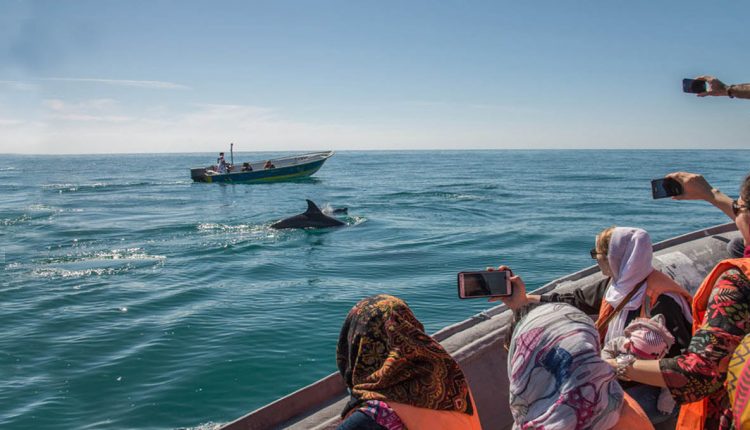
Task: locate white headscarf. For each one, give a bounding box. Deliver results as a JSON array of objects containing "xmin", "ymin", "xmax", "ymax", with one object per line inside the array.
[{"xmin": 603, "ymin": 227, "xmax": 691, "ymax": 343}]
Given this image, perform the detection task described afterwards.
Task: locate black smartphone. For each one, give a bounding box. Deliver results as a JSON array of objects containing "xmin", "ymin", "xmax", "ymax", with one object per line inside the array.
[
  {"xmin": 682, "ymin": 78, "xmax": 707, "ymax": 94},
  {"xmin": 651, "ymin": 177, "xmax": 683, "ymax": 199},
  {"xmin": 457, "ymin": 270, "xmax": 512, "ymax": 299}
]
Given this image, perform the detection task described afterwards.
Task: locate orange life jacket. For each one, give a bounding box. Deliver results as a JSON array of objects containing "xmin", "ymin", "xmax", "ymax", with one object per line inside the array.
[
  {"xmin": 676, "ymin": 258, "xmax": 750, "ymax": 430},
  {"xmin": 611, "ymin": 392, "xmax": 654, "ymax": 430},
  {"xmin": 389, "ymin": 394, "xmax": 482, "ymax": 430}
]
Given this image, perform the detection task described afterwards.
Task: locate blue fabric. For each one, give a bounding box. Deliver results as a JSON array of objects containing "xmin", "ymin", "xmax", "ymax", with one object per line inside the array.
[
  {"xmin": 336, "ymin": 411, "xmax": 388, "ymax": 430},
  {"xmin": 625, "ymin": 384, "xmax": 679, "ymax": 425}
]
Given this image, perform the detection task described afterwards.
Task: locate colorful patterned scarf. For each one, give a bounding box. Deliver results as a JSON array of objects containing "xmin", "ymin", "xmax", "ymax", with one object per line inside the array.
[
  {"xmin": 336, "ymin": 294, "xmax": 473, "ymax": 416},
  {"xmin": 508, "ymin": 303, "xmax": 624, "ymax": 430}
]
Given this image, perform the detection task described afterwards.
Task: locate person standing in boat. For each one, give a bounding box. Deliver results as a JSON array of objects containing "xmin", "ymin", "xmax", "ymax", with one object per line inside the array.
[
  {"xmin": 217, "ymin": 152, "xmax": 228, "ymax": 174},
  {"xmin": 604, "ymin": 173, "xmax": 750, "ymax": 430},
  {"xmin": 494, "ymin": 227, "xmax": 693, "ymax": 424},
  {"xmin": 336, "ymin": 294, "xmax": 482, "ymax": 430}
]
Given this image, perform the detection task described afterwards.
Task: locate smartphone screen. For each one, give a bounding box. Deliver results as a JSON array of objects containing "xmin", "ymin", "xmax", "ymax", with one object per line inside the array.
[
  {"xmin": 682, "ymin": 78, "xmax": 707, "ymax": 94},
  {"xmin": 651, "ymin": 178, "xmax": 683, "ymax": 199},
  {"xmin": 457, "ymin": 270, "xmax": 511, "ymax": 299}
]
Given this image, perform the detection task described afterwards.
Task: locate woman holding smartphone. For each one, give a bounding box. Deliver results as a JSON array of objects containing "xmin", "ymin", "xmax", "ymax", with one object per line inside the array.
[
  {"xmin": 490, "ymin": 226, "xmax": 693, "ymax": 424},
  {"xmin": 494, "ymin": 274, "xmax": 653, "ymax": 429},
  {"xmin": 611, "ymin": 173, "xmax": 750, "ymax": 430}
]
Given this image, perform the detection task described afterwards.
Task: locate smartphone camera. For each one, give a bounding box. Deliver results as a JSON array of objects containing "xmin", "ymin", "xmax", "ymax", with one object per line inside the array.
[
  {"xmin": 457, "ymin": 270, "xmax": 512, "ymax": 299},
  {"xmin": 651, "ymin": 177, "xmax": 683, "ymax": 199},
  {"xmin": 682, "ymin": 78, "xmax": 707, "ymax": 94}
]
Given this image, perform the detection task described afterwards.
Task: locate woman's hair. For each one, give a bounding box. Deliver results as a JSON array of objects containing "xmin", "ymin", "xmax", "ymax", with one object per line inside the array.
[
  {"xmin": 741, "ymin": 173, "xmax": 750, "ymax": 203},
  {"xmin": 597, "ymin": 226, "xmax": 616, "ymax": 254},
  {"xmin": 503, "ymin": 301, "xmax": 544, "ymax": 351}
]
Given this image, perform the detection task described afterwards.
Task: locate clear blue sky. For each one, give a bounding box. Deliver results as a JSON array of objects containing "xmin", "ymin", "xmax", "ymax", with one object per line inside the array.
[{"xmin": 0, "ymin": 0, "xmax": 748, "ymax": 153}]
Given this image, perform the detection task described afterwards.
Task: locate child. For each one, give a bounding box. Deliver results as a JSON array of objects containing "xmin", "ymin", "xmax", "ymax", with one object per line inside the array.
[{"xmin": 601, "ymin": 314, "xmax": 676, "ymax": 415}]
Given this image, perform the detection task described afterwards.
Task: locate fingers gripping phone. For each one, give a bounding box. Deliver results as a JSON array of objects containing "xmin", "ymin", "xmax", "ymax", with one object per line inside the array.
[
  {"xmin": 651, "ymin": 177, "xmax": 683, "ymax": 199},
  {"xmin": 457, "ymin": 270, "xmax": 512, "ymax": 299},
  {"xmin": 682, "ymin": 78, "xmax": 707, "ymax": 94}
]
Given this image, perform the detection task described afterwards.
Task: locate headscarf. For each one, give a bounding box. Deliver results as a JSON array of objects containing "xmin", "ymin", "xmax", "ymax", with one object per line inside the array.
[
  {"xmin": 603, "ymin": 227, "xmax": 691, "ymax": 343},
  {"xmin": 602, "ymin": 227, "xmax": 654, "ymax": 343},
  {"xmin": 336, "ymin": 294, "xmax": 473, "ymax": 417},
  {"xmin": 624, "ymin": 314, "xmax": 674, "ymax": 360},
  {"xmin": 508, "ymin": 303, "xmax": 624, "ymax": 430}
]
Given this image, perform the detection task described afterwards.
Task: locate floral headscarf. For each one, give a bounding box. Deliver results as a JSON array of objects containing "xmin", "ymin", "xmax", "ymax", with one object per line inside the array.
[
  {"xmin": 509, "ymin": 303, "xmax": 624, "ymax": 430},
  {"xmin": 336, "ymin": 294, "xmax": 473, "ymax": 416}
]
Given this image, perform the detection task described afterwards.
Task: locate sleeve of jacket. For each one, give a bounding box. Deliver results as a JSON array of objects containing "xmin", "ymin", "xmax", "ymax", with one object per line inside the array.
[{"xmin": 539, "ymin": 276, "xmax": 609, "ymax": 315}]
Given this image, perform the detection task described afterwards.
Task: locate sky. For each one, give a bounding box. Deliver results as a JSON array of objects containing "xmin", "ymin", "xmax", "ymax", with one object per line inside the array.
[{"xmin": 0, "ymin": 0, "xmax": 748, "ymax": 154}]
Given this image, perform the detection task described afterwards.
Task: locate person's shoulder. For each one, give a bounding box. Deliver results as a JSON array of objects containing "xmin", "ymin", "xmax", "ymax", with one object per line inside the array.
[{"xmin": 720, "ymin": 267, "xmax": 750, "ymax": 287}]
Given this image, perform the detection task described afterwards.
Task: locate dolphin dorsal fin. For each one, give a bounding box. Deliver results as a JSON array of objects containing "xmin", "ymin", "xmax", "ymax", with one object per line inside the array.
[{"xmin": 304, "ymin": 199, "xmax": 323, "ymax": 216}]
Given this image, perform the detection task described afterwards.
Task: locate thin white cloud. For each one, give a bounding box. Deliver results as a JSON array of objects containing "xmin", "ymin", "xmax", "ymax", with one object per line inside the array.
[
  {"xmin": 40, "ymin": 77, "xmax": 189, "ymax": 90},
  {"xmin": 0, "ymin": 80, "xmax": 39, "ymax": 91},
  {"xmin": 402, "ymin": 100, "xmax": 542, "ymax": 114},
  {"xmin": 42, "ymin": 98, "xmax": 132, "ymax": 122},
  {"xmin": 0, "ymin": 98, "xmax": 748, "ymax": 154}
]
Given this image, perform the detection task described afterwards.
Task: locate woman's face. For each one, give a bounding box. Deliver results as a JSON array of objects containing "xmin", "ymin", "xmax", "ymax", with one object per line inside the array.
[
  {"xmin": 595, "ymin": 235, "xmax": 613, "ymax": 277},
  {"xmin": 736, "ymin": 196, "xmax": 750, "ymax": 245}
]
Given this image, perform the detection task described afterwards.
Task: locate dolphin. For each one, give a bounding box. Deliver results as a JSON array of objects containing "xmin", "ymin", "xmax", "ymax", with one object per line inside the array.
[{"xmin": 271, "ymin": 200, "xmax": 346, "ymax": 229}]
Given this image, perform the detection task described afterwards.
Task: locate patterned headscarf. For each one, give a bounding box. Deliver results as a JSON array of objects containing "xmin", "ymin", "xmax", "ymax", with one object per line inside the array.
[
  {"xmin": 624, "ymin": 314, "xmax": 674, "ymax": 360},
  {"xmin": 336, "ymin": 294, "xmax": 473, "ymax": 415},
  {"xmin": 508, "ymin": 303, "xmax": 624, "ymax": 430}
]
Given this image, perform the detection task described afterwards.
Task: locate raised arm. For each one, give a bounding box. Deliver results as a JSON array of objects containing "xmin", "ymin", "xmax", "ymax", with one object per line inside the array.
[
  {"xmin": 695, "ymin": 75, "xmax": 750, "ymax": 100},
  {"xmin": 666, "ymin": 172, "xmax": 736, "ymax": 220}
]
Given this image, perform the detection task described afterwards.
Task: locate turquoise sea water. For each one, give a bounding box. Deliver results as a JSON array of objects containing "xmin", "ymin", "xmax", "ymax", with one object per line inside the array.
[{"xmin": 2, "ymin": 150, "xmax": 749, "ymax": 430}]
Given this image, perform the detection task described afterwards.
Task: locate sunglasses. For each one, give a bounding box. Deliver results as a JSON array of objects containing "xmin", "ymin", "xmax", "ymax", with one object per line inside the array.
[
  {"xmin": 732, "ymin": 199, "xmax": 750, "ymax": 217},
  {"xmin": 590, "ymin": 248, "xmax": 606, "ymax": 259}
]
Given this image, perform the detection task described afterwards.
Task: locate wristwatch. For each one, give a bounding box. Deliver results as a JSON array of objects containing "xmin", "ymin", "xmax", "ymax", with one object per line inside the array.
[
  {"xmin": 616, "ymin": 354, "xmax": 636, "ymax": 378},
  {"xmin": 728, "ymin": 85, "xmax": 736, "ymax": 98}
]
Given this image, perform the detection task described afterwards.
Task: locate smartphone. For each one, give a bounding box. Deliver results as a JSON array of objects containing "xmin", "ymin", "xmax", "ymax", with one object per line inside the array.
[
  {"xmin": 651, "ymin": 177, "xmax": 683, "ymax": 199},
  {"xmin": 682, "ymin": 78, "xmax": 707, "ymax": 94},
  {"xmin": 457, "ymin": 270, "xmax": 512, "ymax": 299}
]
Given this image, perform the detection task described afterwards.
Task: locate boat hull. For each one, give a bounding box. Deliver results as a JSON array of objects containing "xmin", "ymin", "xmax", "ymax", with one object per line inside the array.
[{"xmin": 190, "ymin": 152, "xmax": 332, "ymax": 183}]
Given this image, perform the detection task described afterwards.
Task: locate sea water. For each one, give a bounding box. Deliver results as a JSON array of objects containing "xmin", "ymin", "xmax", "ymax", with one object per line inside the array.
[{"xmin": 1, "ymin": 150, "xmax": 748, "ymax": 429}]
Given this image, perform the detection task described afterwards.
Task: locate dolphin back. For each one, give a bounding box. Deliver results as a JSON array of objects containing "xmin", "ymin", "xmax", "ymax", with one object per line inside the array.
[
  {"xmin": 271, "ymin": 200, "xmax": 345, "ymax": 229},
  {"xmin": 304, "ymin": 199, "xmax": 324, "ymax": 217}
]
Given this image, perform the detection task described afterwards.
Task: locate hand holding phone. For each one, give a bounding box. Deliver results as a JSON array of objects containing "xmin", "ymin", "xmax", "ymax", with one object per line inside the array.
[
  {"xmin": 457, "ymin": 270, "xmax": 512, "ymax": 299},
  {"xmin": 651, "ymin": 177, "xmax": 683, "ymax": 199},
  {"xmin": 682, "ymin": 78, "xmax": 707, "ymax": 94}
]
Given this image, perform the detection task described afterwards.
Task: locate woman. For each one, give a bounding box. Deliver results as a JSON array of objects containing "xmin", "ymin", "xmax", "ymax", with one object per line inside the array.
[
  {"xmin": 336, "ymin": 294, "xmax": 482, "ymax": 430},
  {"xmin": 494, "ymin": 270, "xmax": 653, "ymax": 430},
  {"xmin": 518, "ymin": 226, "xmax": 693, "ymax": 423},
  {"xmin": 610, "ymin": 172, "xmax": 750, "ymax": 430}
]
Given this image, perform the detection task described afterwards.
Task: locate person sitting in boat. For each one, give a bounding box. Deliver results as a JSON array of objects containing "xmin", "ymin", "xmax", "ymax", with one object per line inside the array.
[
  {"xmin": 336, "ymin": 294, "xmax": 481, "ymax": 430},
  {"xmin": 605, "ymin": 172, "xmax": 750, "ymax": 430},
  {"xmin": 503, "ymin": 227, "xmax": 693, "ymax": 424},
  {"xmin": 494, "ymin": 277, "xmax": 653, "ymax": 430},
  {"xmin": 217, "ymin": 152, "xmax": 228, "ymax": 174},
  {"xmin": 241, "ymin": 162, "xmax": 252, "ymax": 172},
  {"xmin": 264, "ymin": 160, "xmax": 275, "ymax": 169}
]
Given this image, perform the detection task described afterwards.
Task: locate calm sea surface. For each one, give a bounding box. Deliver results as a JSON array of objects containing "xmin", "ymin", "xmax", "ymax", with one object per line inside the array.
[{"xmin": 2, "ymin": 150, "xmax": 749, "ymax": 429}]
